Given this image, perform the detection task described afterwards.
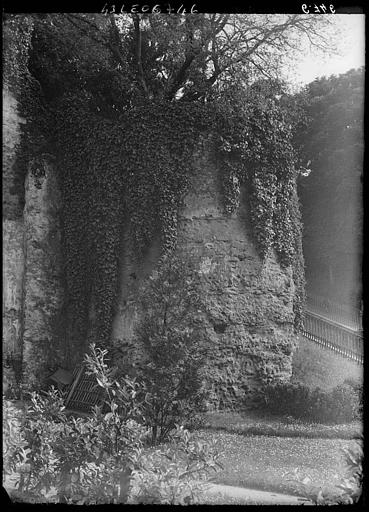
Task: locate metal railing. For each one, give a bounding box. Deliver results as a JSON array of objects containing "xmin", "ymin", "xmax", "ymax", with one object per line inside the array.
[
  {"xmin": 301, "ymin": 311, "xmax": 363, "ymax": 364},
  {"xmin": 306, "ymin": 294, "xmax": 363, "ymax": 332}
]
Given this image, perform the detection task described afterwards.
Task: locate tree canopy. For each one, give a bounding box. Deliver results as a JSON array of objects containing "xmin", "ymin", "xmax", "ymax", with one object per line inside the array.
[
  {"xmin": 13, "ymin": 12, "xmax": 337, "ymax": 110},
  {"xmin": 297, "ymin": 68, "xmax": 364, "ymax": 306}
]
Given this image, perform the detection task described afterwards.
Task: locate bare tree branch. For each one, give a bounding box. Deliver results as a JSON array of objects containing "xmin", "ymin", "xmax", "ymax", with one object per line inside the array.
[
  {"xmin": 65, "ymin": 14, "xmax": 109, "ymax": 47},
  {"xmin": 108, "ymin": 14, "xmax": 129, "ymax": 71},
  {"xmin": 65, "ymin": 13, "xmax": 129, "ymax": 78},
  {"xmin": 60, "ymin": 13, "xmax": 338, "ymax": 103},
  {"xmin": 131, "ymin": 14, "xmax": 150, "ymax": 98}
]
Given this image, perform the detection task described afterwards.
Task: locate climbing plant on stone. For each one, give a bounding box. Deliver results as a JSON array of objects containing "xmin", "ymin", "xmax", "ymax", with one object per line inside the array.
[
  {"xmin": 4, "ymin": 13, "xmax": 312, "ymax": 375},
  {"xmin": 50, "ymin": 95, "xmax": 127, "ymax": 364},
  {"xmin": 213, "ymin": 81, "xmax": 306, "ymax": 329}
]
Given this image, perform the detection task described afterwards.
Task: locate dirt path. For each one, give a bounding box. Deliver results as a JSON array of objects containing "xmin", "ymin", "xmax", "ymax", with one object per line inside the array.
[{"xmin": 201, "ymin": 482, "xmax": 313, "ymax": 505}]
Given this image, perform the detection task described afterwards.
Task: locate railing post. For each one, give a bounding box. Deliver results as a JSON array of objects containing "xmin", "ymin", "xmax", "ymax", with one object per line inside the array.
[{"xmin": 300, "ymin": 311, "xmax": 363, "ymax": 365}]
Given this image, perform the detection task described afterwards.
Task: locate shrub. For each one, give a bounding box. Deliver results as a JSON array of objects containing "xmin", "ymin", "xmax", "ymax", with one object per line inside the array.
[
  {"xmin": 337, "ymin": 436, "xmax": 363, "ymax": 503},
  {"xmin": 287, "ymin": 436, "xmax": 363, "ymax": 505},
  {"xmin": 343, "ymin": 378, "xmax": 363, "ymax": 416},
  {"xmin": 3, "ymin": 346, "xmax": 147, "ymax": 504},
  {"xmin": 131, "ymin": 425, "xmax": 222, "ymax": 505},
  {"xmin": 310, "ymin": 384, "xmax": 360, "ymax": 424},
  {"xmin": 261, "ymin": 381, "xmax": 361, "ymax": 424},
  {"xmin": 4, "ymin": 344, "xmax": 222, "ymax": 505},
  {"xmin": 131, "ymin": 256, "xmax": 210, "ymax": 445}
]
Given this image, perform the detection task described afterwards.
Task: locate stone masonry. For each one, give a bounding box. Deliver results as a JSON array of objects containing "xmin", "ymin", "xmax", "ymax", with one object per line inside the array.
[
  {"xmin": 3, "ymin": 88, "xmax": 64, "ymax": 388},
  {"xmin": 4, "ymin": 89, "xmax": 297, "ymax": 401},
  {"xmin": 112, "ymin": 142, "xmax": 297, "ymax": 408}
]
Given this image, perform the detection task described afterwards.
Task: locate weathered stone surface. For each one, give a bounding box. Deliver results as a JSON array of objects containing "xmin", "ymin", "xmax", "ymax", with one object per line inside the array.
[
  {"xmin": 3, "ymin": 219, "xmax": 25, "ymax": 358},
  {"xmin": 112, "ymin": 143, "xmax": 297, "ymax": 408},
  {"xmin": 3, "ymin": 88, "xmax": 26, "ymax": 219},
  {"xmin": 2, "ymin": 88, "xmax": 297, "ymax": 399},
  {"xmin": 3, "ymin": 89, "xmax": 26, "ymax": 364},
  {"xmin": 22, "ymin": 160, "xmax": 64, "ymax": 388}
]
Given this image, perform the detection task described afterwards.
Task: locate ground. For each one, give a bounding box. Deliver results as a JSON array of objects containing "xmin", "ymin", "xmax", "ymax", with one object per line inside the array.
[{"xmin": 4, "ymin": 405, "xmax": 361, "ymax": 505}]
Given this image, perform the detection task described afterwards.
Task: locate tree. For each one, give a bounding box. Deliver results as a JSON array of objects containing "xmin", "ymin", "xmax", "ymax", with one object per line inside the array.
[
  {"xmin": 26, "ymin": 13, "xmax": 338, "ymax": 110},
  {"xmin": 130, "ymin": 256, "xmax": 209, "ymax": 445},
  {"xmin": 296, "ymin": 68, "xmax": 364, "ymax": 307}
]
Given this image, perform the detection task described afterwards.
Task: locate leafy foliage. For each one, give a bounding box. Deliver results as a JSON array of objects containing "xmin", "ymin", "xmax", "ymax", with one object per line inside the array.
[
  {"xmin": 131, "ymin": 426, "xmax": 222, "ymax": 505},
  {"xmin": 337, "ymin": 437, "xmax": 363, "ymax": 503},
  {"xmin": 4, "ymin": 385, "xmax": 143, "ymax": 503},
  {"xmin": 52, "ymin": 97, "xmax": 127, "ymax": 364},
  {"xmin": 261, "ymin": 380, "xmax": 362, "ymax": 424},
  {"xmin": 5, "ymin": 13, "xmax": 308, "ymax": 376},
  {"xmin": 286, "ymin": 436, "xmax": 363, "ymax": 504},
  {"xmin": 129, "ymin": 256, "xmax": 210, "ymax": 445},
  {"xmin": 296, "ymin": 68, "xmax": 364, "ymax": 306},
  {"xmin": 3, "ymin": 344, "xmax": 222, "ymax": 505}
]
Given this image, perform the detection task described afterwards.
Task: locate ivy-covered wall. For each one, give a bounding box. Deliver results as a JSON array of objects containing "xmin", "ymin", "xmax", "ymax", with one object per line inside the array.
[
  {"xmin": 113, "ymin": 141, "xmax": 297, "ymax": 409},
  {"xmin": 3, "ymin": 84, "xmax": 300, "ymax": 404},
  {"xmin": 4, "ymin": 89, "xmax": 299, "ymax": 404},
  {"xmin": 3, "ymin": 15, "xmax": 305, "ymax": 399}
]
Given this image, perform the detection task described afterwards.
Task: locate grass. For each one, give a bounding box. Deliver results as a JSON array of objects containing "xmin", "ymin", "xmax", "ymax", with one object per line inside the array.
[
  {"xmin": 199, "ymin": 409, "xmax": 363, "ymax": 439},
  {"xmin": 190, "ymin": 410, "xmax": 362, "ymax": 500},
  {"xmin": 191, "ymin": 427, "xmax": 357, "ymax": 500},
  {"xmin": 5, "ymin": 402, "xmax": 361, "ymax": 505},
  {"xmin": 195, "ymin": 491, "xmax": 261, "ymax": 505}
]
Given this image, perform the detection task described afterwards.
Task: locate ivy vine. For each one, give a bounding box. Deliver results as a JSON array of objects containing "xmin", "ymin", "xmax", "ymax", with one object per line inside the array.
[
  {"xmin": 49, "ymin": 95, "xmax": 215, "ymax": 363},
  {"xmin": 213, "ymin": 84, "xmax": 306, "ymax": 330},
  {"xmin": 5, "ymin": 16, "xmax": 305, "ymax": 369}
]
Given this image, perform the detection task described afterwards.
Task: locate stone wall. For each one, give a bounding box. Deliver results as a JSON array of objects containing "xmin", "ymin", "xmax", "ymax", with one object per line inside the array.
[
  {"xmin": 3, "ymin": 90, "xmax": 298, "ymax": 400},
  {"xmin": 292, "ymin": 334, "xmax": 363, "ymax": 389},
  {"xmin": 3, "ymin": 220, "xmax": 25, "ymax": 358},
  {"xmin": 112, "ymin": 143, "xmax": 297, "ymax": 409},
  {"xmin": 22, "ymin": 159, "xmax": 64, "ymax": 388},
  {"xmin": 3, "ymin": 88, "xmax": 64, "ymax": 388},
  {"xmin": 3, "ymin": 89, "xmax": 26, "ymax": 361}
]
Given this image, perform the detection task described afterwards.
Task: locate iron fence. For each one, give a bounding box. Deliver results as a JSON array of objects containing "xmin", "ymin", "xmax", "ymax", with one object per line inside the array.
[
  {"xmin": 301, "ymin": 311, "xmax": 363, "ymax": 364},
  {"xmin": 306, "ymin": 294, "xmax": 363, "ymax": 332}
]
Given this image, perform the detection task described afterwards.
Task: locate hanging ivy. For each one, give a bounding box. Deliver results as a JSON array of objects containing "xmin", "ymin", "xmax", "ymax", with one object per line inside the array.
[
  {"xmin": 23, "ymin": 89, "xmax": 305, "ymax": 362},
  {"xmin": 8, "ymin": 15, "xmax": 306, "ymax": 365},
  {"xmin": 49, "ymin": 95, "xmax": 216, "ymax": 363},
  {"xmin": 121, "ymin": 101, "xmax": 213, "ymax": 255},
  {"xmin": 214, "ymin": 84, "xmax": 306, "ymax": 330}
]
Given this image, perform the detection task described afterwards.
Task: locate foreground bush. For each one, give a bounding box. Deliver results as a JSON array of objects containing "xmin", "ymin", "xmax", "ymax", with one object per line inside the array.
[
  {"xmin": 131, "ymin": 426, "xmax": 222, "ymax": 504},
  {"xmin": 286, "ymin": 436, "xmax": 363, "ymax": 505},
  {"xmin": 129, "ymin": 256, "xmax": 210, "ymax": 445},
  {"xmin": 3, "ymin": 345, "xmax": 221, "ymax": 505},
  {"xmin": 337, "ymin": 436, "xmax": 363, "ymax": 503},
  {"xmin": 261, "ymin": 380, "xmax": 361, "ymax": 424},
  {"xmin": 343, "ymin": 378, "xmax": 363, "ymax": 416}
]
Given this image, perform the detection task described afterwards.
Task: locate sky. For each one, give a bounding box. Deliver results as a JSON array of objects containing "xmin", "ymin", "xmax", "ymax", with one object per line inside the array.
[{"xmin": 288, "ymin": 14, "xmax": 365, "ymax": 89}]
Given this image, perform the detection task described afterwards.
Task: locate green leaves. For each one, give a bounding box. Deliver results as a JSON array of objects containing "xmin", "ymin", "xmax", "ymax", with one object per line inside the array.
[
  {"xmin": 213, "ymin": 81, "xmax": 305, "ymax": 330},
  {"xmin": 132, "ymin": 256, "xmax": 209, "ymax": 444},
  {"xmin": 132, "ymin": 425, "xmax": 223, "ymax": 505}
]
